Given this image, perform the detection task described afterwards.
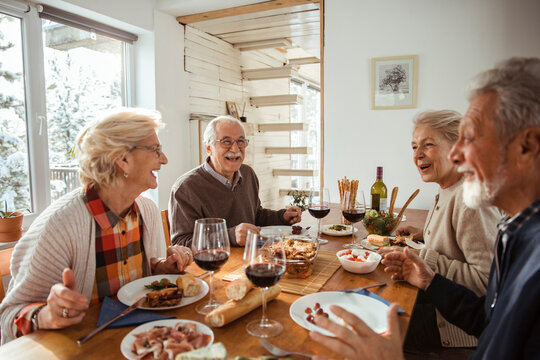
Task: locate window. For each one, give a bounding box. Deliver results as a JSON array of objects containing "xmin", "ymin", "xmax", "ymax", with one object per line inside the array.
[
  {"xmin": 290, "ymin": 79, "xmax": 321, "ymax": 190},
  {"xmin": 0, "ymin": 4, "xmax": 134, "ymax": 225}
]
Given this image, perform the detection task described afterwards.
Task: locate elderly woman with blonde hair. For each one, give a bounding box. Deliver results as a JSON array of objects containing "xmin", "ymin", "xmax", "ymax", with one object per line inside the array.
[
  {"xmin": 0, "ymin": 108, "xmax": 192, "ymax": 344},
  {"xmin": 378, "ymin": 109, "xmax": 502, "ymax": 356}
]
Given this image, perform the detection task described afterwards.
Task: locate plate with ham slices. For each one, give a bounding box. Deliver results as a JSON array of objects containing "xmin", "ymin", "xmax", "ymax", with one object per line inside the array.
[{"xmin": 120, "ymin": 319, "xmax": 214, "ymax": 360}]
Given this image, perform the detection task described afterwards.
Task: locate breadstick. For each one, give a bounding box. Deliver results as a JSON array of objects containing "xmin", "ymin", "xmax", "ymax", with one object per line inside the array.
[
  {"xmin": 205, "ymin": 285, "xmax": 281, "ymax": 327},
  {"xmin": 225, "ymin": 276, "xmax": 254, "ymax": 301}
]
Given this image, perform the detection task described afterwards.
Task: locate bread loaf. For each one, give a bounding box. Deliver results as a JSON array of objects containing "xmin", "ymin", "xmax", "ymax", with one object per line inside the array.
[
  {"xmin": 177, "ymin": 273, "xmax": 201, "ymax": 297},
  {"xmin": 205, "ymin": 285, "xmax": 281, "ymax": 327},
  {"xmin": 225, "ymin": 276, "xmax": 253, "ymax": 300}
]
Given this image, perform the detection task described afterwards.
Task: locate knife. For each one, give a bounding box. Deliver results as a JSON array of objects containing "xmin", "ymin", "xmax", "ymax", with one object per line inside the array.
[
  {"xmin": 343, "ymin": 282, "xmax": 386, "ymax": 293},
  {"xmin": 76, "ymin": 296, "xmax": 146, "ymax": 345}
]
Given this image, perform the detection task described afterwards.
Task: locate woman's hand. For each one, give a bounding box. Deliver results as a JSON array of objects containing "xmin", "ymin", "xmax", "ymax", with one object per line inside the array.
[
  {"xmin": 38, "ymin": 268, "xmax": 88, "ymax": 330},
  {"xmin": 154, "ymin": 245, "xmax": 193, "ymax": 274},
  {"xmin": 310, "ymin": 304, "xmax": 404, "ymax": 360},
  {"xmin": 395, "ymin": 225, "xmax": 423, "ymax": 241}
]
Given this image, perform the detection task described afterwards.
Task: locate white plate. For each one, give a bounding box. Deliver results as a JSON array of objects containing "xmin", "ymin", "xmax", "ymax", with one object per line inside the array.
[
  {"xmin": 289, "ymin": 291, "xmax": 388, "ymax": 336},
  {"xmin": 120, "ymin": 319, "xmax": 214, "ymax": 360},
  {"xmin": 117, "ymin": 274, "xmax": 209, "ymax": 310},
  {"xmin": 321, "ymin": 224, "xmax": 358, "ymax": 237},
  {"xmin": 360, "ymin": 237, "xmax": 425, "ymax": 251},
  {"xmin": 260, "ymin": 225, "xmax": 306, "ymax": 236}
]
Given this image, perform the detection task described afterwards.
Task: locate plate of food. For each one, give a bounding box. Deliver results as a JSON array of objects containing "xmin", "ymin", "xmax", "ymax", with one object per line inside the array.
[
  {"xmin": 361, "ymin": 234, "xmax": 425, "ymax": 251},
  {"xmin": 321, "ymin": 224, "xmax": 358, "ymax": 237},
  {"xmin": 289, "ymin": 291, "xmax": 388, "ymax": 336},
  {"xmin": 120, "ymin": 319, "xmax": 213, "ymax": 359},
  {"xmin": 117, "ymin": 274, "xmax": 209, "ymax": 310},
  {"xmin": 260, "ymin": 225, "xmax": 307, "ymax": 236}
]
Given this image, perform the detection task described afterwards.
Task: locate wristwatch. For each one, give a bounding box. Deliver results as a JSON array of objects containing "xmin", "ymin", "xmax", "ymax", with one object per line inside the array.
[{"xmin": 31, "ymin": 306, "xmax": 43, "ymax": 331}]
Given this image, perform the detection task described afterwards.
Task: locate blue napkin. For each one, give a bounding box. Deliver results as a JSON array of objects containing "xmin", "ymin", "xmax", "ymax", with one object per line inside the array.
[
  {"xmin": 96, "ymin": 296, "xmax": 175, "ymax": 328},
  {"xmin": 346, "ymin": 289, "xmax": 406, "ymax": 314}
]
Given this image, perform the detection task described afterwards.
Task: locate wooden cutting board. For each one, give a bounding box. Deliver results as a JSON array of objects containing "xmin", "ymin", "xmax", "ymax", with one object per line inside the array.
[{"xmin": 222, "ymin": 250, "xmax": 341, "ymax": 296}]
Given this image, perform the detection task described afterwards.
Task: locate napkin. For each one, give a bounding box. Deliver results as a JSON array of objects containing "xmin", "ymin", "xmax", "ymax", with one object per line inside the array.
[
  {"xmin": 96, "ymin": 296, "xmax": 175, "ymax": 328},
  {"xmin": 350, "ymin": 289, "xmax": 405, "ymax": 314}
]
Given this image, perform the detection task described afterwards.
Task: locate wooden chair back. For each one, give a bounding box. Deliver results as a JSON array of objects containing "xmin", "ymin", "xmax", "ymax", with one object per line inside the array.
[
  {"xmin": 0, "ymin": 247, "xmax": 14, "ymax": 301},
  {"xmin": 161, "ymin": 209, "xmax": 171, "ymax": 248}
]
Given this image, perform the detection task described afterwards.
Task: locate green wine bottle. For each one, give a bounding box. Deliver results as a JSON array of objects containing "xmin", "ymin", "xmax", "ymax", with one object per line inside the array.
[{"xmin": 370, "ymin": 166, "xmax": 388, "ymax": 212}]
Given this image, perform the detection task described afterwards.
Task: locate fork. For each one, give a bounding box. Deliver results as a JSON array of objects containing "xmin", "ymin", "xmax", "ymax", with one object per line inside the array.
[
  {"xmin": 260, "ymin": 339, "xmax": 313, "ymax": 359},
  {"xmin": 343, "ymin": 282, "xmax": 386, "ymax": 293}
]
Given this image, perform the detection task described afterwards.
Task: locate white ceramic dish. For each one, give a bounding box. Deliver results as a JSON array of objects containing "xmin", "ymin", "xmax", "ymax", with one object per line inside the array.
[
  {"xmin": 321, "ymin": 224, "xmax": 358, "ymax": 237},
  {"xmin": 336, "ymin": 249, "xmax": 381, "ymax": 274},
  {"xmin": 120, "ymin": 319, "xmax": 214, "ymax": 359},
  {"xmin": 260, "ymin": 225, "xmax": 306, "ymax": 236},
  {"xmin": 361, "ymin": 237, "xmax": 425, "ymax": 251},
  {"xmin": 117, "ymin": 274, "xmax": 209, "ymax": 310},
  {"xmin": 289, "ymin": 291, "xmax": 388, "ymax": 336}
]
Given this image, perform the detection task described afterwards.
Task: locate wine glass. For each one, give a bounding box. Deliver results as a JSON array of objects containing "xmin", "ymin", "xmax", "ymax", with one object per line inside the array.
[
  {"xmin": 308, "ymin": 187, "xmax": 330, "ymax": 245},
  {"xmin": 192, "ymin": 218, "xmax": 230, "ymax": 315},
  {"xmin": 341, "ymin": 190, "xmax": 366, "ymax": 249},
  {"xmin": 244, "ymin": 230, "xmax": 286, "ymax": 337}
]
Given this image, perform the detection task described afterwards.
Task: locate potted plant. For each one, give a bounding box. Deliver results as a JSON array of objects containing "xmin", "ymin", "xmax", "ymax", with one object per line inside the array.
[
  {"xmin": 288, "ymin": 190, "xmax": 310, "ymax": 212},
  {"xmin": 0, "ymin": 201, "xmax": 25, "ymax": 243}
]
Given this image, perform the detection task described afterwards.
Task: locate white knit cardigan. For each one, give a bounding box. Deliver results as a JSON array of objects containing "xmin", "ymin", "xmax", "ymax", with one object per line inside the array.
[{"xmin": 0, "ymin": 189, "xmax": 166, "ymax": 343}]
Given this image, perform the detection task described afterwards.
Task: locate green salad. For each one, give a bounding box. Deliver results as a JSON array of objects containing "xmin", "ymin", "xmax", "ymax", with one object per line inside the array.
[{"xmin": 362, "ymin": 209, "xmax": 397, "ymax": 236}]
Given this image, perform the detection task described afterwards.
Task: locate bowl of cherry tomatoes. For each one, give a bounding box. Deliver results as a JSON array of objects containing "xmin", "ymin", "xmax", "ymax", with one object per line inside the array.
[{"xmin": 336, "ymin": 249, "xmax": 381, "ymax": 274}]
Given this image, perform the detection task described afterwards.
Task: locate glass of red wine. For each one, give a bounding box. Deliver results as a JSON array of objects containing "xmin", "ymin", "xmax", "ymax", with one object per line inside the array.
[
  {"xmin": 244, "ymin": 230, "xmax": 286, "ymax": 337},
  {"xmin": 341, "ymin": 190, "xmax": 366, "ymax": 249},
  {"xmin": 308, "ymin": 187, "xmax": 330, "ymax": 245},
  {"xmin": 192, "ymin": 218, "xmax": 230, "ymax": 315}
]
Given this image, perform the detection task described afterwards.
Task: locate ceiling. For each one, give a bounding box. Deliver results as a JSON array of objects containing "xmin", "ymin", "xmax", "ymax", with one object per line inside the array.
[{"xmin": 156, "ymin": 0, "xmax": 321, "ymax": 58}]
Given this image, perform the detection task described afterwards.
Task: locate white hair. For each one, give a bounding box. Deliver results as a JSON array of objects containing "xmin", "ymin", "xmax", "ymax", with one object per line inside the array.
[{"xmin": 203, "ymin": 115, "xmax": 245, "ymax": 146}]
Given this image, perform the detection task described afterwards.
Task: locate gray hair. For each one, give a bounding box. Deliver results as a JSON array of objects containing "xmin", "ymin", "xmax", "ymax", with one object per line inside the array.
[
  {"xmin": 203, "ymin": 115, "xmax": 245, "ymax": 146},
  {"xmin": 467, "ymin": 57, "xmax": 540, "ymax": 142},
  {"xmin": 413, "ymin": 110, "xmax": 462, "ymax": 143},
  {"xmin": 76, "ymin": 108, "xmax": 164, "ymax": 189}
]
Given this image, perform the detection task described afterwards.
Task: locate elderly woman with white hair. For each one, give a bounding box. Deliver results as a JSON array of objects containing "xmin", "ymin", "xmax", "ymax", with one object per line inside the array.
[{"xmin": 0, "ymin": 109, "xmax": 192, "ymax": 344}]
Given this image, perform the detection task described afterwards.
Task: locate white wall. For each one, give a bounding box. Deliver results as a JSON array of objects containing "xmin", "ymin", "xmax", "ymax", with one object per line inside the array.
[{"xmin": 324, "ymin": 0, "xmax": 540, "ymax": 209}]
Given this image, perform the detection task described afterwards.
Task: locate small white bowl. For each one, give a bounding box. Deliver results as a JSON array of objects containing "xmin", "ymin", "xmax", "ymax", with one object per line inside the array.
[{"xmin": 336, "ymin": 249, "xmax": 381, "ymax": 274}]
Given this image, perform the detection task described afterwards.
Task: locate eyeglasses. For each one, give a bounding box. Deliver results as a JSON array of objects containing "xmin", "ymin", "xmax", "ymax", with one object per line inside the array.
[
  {"xmin": 131, "ymin": 144, "xmax": 163, "ymax": 157},
  {"xmin": 214, "ymin": 138, "xmax": 250, "ymax": 149}
]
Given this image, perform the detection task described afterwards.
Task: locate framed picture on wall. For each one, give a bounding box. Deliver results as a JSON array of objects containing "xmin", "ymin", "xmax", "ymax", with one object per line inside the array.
[
  {"xmin": 371, "ymin": 55, "xmax": 418, "ymax": 109},
  {"xmin": 226, "ymin": 101, "xmax": 240, "ymax": 119}
]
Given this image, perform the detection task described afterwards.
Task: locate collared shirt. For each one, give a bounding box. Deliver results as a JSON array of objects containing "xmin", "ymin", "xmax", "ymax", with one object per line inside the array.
[
  {"xmin": 203, "ymin": 157, "xmax": 243, "ymax": 190},
  {"xmin": 84, "ymin": 187, "xmax": 145, "ymax": 304}
]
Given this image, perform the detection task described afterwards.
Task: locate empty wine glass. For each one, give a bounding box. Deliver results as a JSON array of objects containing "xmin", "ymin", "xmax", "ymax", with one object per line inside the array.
[
  {"xmin": 308, "ymin": 187, "xmax": 330, "ymax": 245},
  {"xmin": 192, "ymin": 218, "xmax": 230, "ymax": 315},
  {"xmin": 244, "ymin": 230, "xmax": 286, "ymax": 337},
  {"xmin": 341, "ymin": 190, "xmax": 366, "ymax": 249}
]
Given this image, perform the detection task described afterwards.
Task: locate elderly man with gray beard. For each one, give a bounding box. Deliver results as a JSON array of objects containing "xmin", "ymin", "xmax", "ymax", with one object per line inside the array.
[
  {"xmin": 169, "ymin": 116, "xmax": 301, "ymax": 247},
  {"xmin": 309, "ymin": 57, "xmax": 540, "ymax": 360}
]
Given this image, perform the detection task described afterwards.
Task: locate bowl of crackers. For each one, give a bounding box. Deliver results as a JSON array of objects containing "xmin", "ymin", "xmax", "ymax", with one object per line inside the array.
[{"xmin": 278, "ymin": 236, "xmax": 319, "ymax": 279}]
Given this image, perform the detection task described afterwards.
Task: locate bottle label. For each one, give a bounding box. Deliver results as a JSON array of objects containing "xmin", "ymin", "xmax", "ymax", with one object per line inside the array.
[{"xmin": 380, "ymin": 198, "xmax": 388, "ymax": 212}]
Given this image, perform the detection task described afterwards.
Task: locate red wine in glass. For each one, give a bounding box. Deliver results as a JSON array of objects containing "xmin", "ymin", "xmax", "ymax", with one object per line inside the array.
[
  {"xmin": 308, "ymin": 206, "xmax": 330, "ymax": 219},
  {"xmin": 193, "ymin": 250, "xmax": 229, "ymax": 271},
  {"xmin": 342, "ymin": 209, "xmax": 365, "ymax": 223},
  {"xmin": 245, "ymin": 263, "xmax": 285, "ymax": 288}
]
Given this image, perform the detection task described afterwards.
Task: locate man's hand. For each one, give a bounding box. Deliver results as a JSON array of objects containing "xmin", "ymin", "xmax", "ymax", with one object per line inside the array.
[
  {"xmin": 382, "ymin": 247, "xmax": 435, "ymax": 290},
  {"xmin": 310, "ymin": 303, "xmax": 404, "ymax": 360},
  {"xmin": 155, "ymin": 245, "xmax": 193, "ymax": 274},
  {"xmin": 395, "ymin": 225, "xmax": 424, "ymax": 241},
  {"xmin": 235, "ymin": 223, "xmax": 260, "ymax": 246},
  {"xmin": 38, "ymin": 268, "xmax": 89, "ymax": 330},
  {"xmin": 283, "ymin": 206, "xmax": 302, "ymax": 224}
]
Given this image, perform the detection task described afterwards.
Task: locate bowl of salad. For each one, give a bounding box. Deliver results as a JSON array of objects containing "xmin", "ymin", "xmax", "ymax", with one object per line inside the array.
[{"xmin": 361, "ymin": 209, "xmax": 402, "ymax": 236}]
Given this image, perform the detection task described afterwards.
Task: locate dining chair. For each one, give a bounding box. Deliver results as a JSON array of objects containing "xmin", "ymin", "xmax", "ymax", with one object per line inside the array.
[
  {"xmin": 161, "ymin": 209, "xmax": 171, "ymax": 248},
  {"xmin": 0, "ymin": 247, "xmax": 14, "ymax": 302}
]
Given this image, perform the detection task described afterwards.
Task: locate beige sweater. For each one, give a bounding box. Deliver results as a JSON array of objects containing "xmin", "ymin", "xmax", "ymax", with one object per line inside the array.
[
  {"xmin": 0, "ymin": 190, "xmax": 166, "ymax": 344},
  {"xmin": 421, "ymin": 178, "xmax": 502, "ymax": 347}
]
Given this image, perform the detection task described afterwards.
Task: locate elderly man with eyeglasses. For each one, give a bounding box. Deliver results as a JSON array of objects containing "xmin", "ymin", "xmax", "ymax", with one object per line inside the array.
[{"xmin": 169, "ymin": 116, "xmax": 302, "ymax": 247}]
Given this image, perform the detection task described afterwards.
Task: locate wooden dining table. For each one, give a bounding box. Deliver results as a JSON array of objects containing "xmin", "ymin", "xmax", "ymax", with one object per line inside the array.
[{"xmin": 0, "ymin": 206, "xmax": 427, "ymax": 359}]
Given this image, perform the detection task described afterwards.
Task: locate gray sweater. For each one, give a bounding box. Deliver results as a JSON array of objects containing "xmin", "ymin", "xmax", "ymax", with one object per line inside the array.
[
  {"xmin": 169, "ymin": 164, "xmax": 287, "ymax": 247},
  {"xmin": 0, "ymin": 190, "xmax": 166, "ymax": 344}
]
